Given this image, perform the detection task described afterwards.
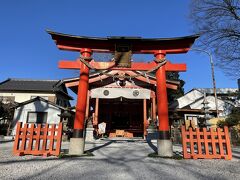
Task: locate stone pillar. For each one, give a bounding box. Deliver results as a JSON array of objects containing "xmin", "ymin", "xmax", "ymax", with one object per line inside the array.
[
  {"xmin": 155, "ymin": 50, "xmax": 173, "ymax": 157},
  {"xmin": 69, "ymin": 48, "xmax": 92, "ymax": 155}
]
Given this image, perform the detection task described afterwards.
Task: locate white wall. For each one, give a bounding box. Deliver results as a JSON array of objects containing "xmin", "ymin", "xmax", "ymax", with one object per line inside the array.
[
  {"xmin": 177, "ymin": 90, "xmax": 203, "ymax": 108},
  {"xmin": 0, "ymin": 92, "xmax": 55, "ymax": 103},
  {"xmin": 12, "ymin": 99, "xmax": 61, "ymax": 135}
]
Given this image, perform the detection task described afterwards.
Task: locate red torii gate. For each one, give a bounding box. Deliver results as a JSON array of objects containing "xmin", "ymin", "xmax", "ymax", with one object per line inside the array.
[{"xmin": 48, "ymin": 31, "xmax": 199, "ymax": 156}]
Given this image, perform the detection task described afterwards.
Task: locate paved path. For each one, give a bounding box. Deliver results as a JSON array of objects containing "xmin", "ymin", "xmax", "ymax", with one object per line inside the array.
[{"xmin": 0, "ymin": 139, "xmax": 240, "ymax": 180}]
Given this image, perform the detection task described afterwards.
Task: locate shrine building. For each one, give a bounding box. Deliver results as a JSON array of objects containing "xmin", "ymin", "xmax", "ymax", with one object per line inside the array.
[{"xmin": 47, "ymin": 31, "xmax": 199, "ymax": 157}]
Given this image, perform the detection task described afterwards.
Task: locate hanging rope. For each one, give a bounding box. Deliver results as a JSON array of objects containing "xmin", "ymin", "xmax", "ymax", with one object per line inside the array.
[{"xmin": 79, "ymin": 56, "xmax": 167, "ymax": 80}]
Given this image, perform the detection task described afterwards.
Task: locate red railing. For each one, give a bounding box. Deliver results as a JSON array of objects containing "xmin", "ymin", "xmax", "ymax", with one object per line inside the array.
[
  {"xmin": 181, "ymin": 126, "xmax": 232, "ymax": 160},
  {"xmin": 13, "ymin": 122, "xmax": 63, "ymax": 157}
]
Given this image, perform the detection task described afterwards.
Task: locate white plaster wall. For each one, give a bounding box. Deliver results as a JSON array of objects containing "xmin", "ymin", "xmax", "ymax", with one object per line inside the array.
[
  {"xmin": 177, "ymin": 90, "xmax": 203, "ymax": 108},
  {"xmin": 12, "ymin": 100, "xmax": 61, "ymax": 135},
  {"xmin": 0, "ymin": 92, "xmax": 55, "ymax": 103},
  {"xmin": 190, "ymin": 96, "xmax": 225, "ymax": 111}
]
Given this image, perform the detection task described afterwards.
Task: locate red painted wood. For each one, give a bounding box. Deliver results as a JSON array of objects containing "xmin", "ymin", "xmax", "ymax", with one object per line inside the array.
[
  {"xmin": 55, "ymin": 123, "xmax": 63, "ymax": 156},
  {"xmin": 152, "ymin": 96, "xmax": 156, "ymax": 122},
  {"xmin": 20, "ymin": 123, "xmax": 28, "ymax": 153},
  {"xmin": 74, "ymin": 49, "xmax": 92, "ymax": 130},
  {"xmin": 181, "ymin": 126, "xmax": 189, "ymax": 159},
  {"xmin": 210, "ymin": 128, "xmax": 217, "ymax": 156},
  {"xmin": 94, "ymin": 98, "xmax": 99, "ymax": 126},
  {"xmin": 189, "ymin": 128, "xmax": 195, "ymax": 158},
  {"xmin": 155, "ymin": 51, "xmax": 169, "ymax": 132},
  {"xmin": 59, "ymin": 60, "xmax": 186, "ymax": 72},
  {"xmin": 49, "ymin": 125, "xmax": 55, "ymax": 152},
  {"xmin": 143, "ymin": 99, "xmax": 147, "ymax": 137},
  {"xmin": 13, "ymin": 122, "xmax": 63, "ymax": 156},
  {"xmin": 26, "ymin": 124, "xmax": 34, "ymax": 152},
  {"xmin": 196, "ymin": 128, "xmax": 202, "ymax": 155},
  {"xmin": 13, "ymin": 122, "xmax": 22, "ymax": 155},
  {"xmin": 224, "ymin": 126, "xmax": 232, "ymax": 160},
  {"xmin": 181, "ymin": 126, "xmax": 232, "ymax": 160},
  {"xmin": 41, "ymin": 124, "xmax": 48, "ymax": 153},
  {"xmin": 85, "ymin": 91, "xmax": 90, "ymax": 119}
]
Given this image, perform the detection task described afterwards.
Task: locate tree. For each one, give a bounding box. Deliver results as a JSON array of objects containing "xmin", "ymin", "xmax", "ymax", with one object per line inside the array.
[
  {"xmin": 190, "ymin": 0, "xmax": 240, "ymax": 78},
  {"xmin": 0, "ymin": 98, "xmax": 15, "ymax": 136},
  {"xmin": 167, "ymin": 72, "xmax": 185, "ymax": 103},
  {"xmin": 217, "ymin": 107, "xmax": 240, "ymax": 127}
]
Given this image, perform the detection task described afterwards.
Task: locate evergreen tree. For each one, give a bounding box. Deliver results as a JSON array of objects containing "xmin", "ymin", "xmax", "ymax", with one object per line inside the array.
[{"xmin": 166, "ymin": 72, "xmax": 185, "ymax": 103}]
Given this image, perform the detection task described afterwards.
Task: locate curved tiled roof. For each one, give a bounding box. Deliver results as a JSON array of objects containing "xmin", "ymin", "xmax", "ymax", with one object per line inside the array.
[{"xmin": 0, "ymin": 78, "xmax": 60, "ymax": 91}]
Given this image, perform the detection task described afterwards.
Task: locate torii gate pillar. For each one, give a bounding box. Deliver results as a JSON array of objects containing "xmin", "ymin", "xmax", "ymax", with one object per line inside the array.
[
  {"xmin": 69, "ymin": 48, "xmax": 92, "ymax": 155},
  {"xmin": 155, "ymin": 50, "xmax": 173, "ymax": 157}
]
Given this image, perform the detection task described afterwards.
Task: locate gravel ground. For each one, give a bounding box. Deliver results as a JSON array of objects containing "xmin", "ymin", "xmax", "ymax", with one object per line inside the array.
[{"xmin": 0, "ymin": 139, "xmax": 240, "ymax": 180}]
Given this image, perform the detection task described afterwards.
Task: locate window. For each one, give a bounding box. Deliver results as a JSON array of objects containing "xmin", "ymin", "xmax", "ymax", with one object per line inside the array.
[
  {"xmin": 27, "ymin": 112, "xmax": 48, "ymax": 124},
  {"xmin": 185, "ymin": 115, "xmax": 199, "ymax": 129}
]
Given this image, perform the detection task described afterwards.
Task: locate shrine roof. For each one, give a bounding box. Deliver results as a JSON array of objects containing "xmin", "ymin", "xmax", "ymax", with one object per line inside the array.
[{"xmin": 47, "ymin": 30, "xmax": 200, "ymax": 54}]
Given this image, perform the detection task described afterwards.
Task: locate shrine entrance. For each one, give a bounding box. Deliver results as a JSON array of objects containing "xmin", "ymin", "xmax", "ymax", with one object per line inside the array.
[
  {"xmin": 48, "ymin": 30, "xmax": 199, "ymax": 157},
  {"xmin": 98, "ymin": 98, "xmax": 144, "ymax": 137}
]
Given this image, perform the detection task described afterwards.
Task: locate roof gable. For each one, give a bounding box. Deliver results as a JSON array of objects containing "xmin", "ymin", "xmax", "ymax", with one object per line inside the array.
[
  {"xmin": 16, "ymin": 96, "xmax": 66, "ymax": 110},
  {"xmin": 175, "ymin": 89, "xmax": 204, "ymax": 108}
]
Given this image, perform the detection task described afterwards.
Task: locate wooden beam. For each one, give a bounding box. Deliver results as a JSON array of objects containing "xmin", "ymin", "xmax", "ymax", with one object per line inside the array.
[
  {"xmin": 59, "ymin": 61, "xmax": 81, "ymax": 69},
  {"xmin": 59, "ymin": 60, "xmax": 186, "ymax": 72},
  {"xmin": 67, "ymin": 77, "xmax": 177, "ymax": 90}
]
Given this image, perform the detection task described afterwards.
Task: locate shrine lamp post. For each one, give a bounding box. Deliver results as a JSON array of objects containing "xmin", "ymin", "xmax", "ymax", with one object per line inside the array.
[{"xmin": 191, "ymin": 48, "xmax": 219, "ymax": 118}]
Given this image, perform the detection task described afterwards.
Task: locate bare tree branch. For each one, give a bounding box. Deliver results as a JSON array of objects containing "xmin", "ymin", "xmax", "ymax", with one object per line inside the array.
[{"xmin": 190, "ymin": 0, "xmax": 240, "ymax": 78}]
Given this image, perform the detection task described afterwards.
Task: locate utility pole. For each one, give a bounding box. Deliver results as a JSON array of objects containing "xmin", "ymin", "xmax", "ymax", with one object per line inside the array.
[{"xmin": 191, "ymin": 48, "xmax": 219, "ymax": 118}]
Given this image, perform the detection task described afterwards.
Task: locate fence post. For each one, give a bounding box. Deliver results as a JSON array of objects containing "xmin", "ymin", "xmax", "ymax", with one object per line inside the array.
[
  {"xmin": 196, "ymin": 128, "xmax": 202, "ymax": 156},
  {"xmin": 217, "ymin": 127, "xmax": 224, "ymax": 158},
  {"xmin": 35, "ymin": 124, "xmax": 41, "ymax": 153},
  {"xmin": 210, "ymin": 128, "xmax": 217, "ymax": 157},
  {"xmin": 41, "ymin": 124, "xmax": 48, "ymax": 154},
  {"xmin": 55, "ymin": 123, "xmax": 63, "ymax": 156},
  {"xmin": 203, "ymin": 128, "xmax": 209, "ymax": 157},
  {"xmin": 181, "ymin": 126, "xmax": 189, "ymax": 158},
  {"xmin": 26, "ymin": 123, "xmax": 35, "ymax": 153},
  {"xmin": 13, "ymin": 122, "xmax": 22, "ymax": 155},
  {"xmin": 19, "ymin": 123, "xmax": 28, "ymax": 156},
  {"xmin": 189, "ymin": 128, "xmax": 195, "ymax": 158},
  {"xmin": 224, "ymin": 126, "xmax": 232, "ymax": 160}
]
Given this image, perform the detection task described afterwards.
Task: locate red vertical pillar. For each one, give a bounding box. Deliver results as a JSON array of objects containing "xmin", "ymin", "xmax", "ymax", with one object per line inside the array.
[
  {"xmin": 94, "ymin": 98, "xmax": 99, "ymax": 126},
  {"xmin": 73, "ymin": 48, "xmax": 92, "ymax": 138},
  {"xmin": 154, "ymin": 50, "xmax": 172, "ymax": 157},
  {"xmin": 151, "ymin": 92, "xmax": 156, "ymax": 123},
  {"xmin": 143, "ymin": 99, "xmax": 147, "ymax": 138},
  {"xmin": 85, "ymin": 90, "xmax": 90, "ymax": 119}
]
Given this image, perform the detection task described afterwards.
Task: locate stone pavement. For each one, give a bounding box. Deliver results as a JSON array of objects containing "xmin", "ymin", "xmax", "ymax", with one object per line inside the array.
[{"xmin": 0, "ymin": 138, "xmax": 240, "ymax": 180}]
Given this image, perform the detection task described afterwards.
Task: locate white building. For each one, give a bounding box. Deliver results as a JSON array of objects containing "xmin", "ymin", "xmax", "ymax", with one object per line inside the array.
[
  {"xmin": 0, "ymin": 78, "xmax": 72, "ymax": 106},
  {"xmin": 0, "ymin": 78, "xmax": 73, "ymax": 135},
  {"xmin": 170, "ymin": 88, "xmax": 239, "ymax": 128},
  {"xmin": 12, "ymin": 96, "xmax": 66, "ymax": 135}
]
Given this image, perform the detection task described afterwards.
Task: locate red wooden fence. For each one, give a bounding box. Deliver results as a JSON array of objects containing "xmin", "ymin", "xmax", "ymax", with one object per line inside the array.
[
  {"xmin": 181, "ymin": 126, "xmax": 232, "ymax": 160},
  {"xmin": 13, "ymin": 122, "xmax": 63, "ymax": 157}
]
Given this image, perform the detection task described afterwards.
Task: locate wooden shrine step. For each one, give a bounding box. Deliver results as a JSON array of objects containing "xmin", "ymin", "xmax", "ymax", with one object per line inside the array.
[{"xmin": 109, "ymin": 130, "xmax": 133, "ymax": 138}]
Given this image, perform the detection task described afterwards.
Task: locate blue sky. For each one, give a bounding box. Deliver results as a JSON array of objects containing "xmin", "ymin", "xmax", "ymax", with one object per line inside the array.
[{"xmin": 0, "ymin": 0, "xmax": 238, "ymax": 98}]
